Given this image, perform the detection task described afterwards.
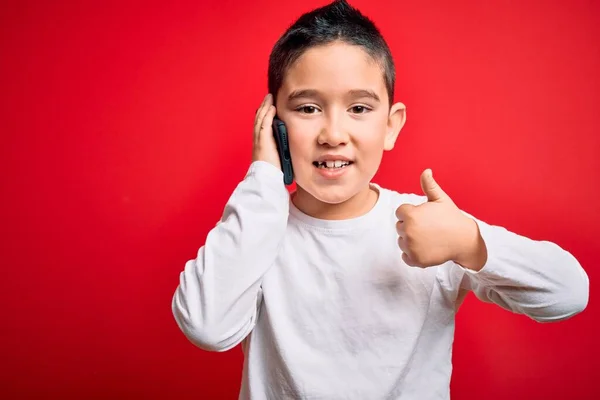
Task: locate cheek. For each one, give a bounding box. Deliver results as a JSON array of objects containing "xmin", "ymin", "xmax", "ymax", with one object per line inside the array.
[
  {"xmin": 288, "ymin": 132, "xmax": 310, "ymax": 162},
  {"xmin": 354, "ymin": 121, "xmax": 388, "ymax": 153},
  {"xmin": 358, "ymin": 140, "xmax": 385, "ymax": 170},
  {"xmin": 287, "ymin": 123, "xmax": 317, "ymax": 161},
  {"xmin": 353, "ymin": 124, "xmax": 388, "ymax": 172}
]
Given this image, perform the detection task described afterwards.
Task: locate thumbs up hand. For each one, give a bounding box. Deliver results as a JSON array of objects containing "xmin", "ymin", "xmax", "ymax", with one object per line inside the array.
[{"xmin": 395, "ymin": 169, "xmax": 487, "ymax": 270}]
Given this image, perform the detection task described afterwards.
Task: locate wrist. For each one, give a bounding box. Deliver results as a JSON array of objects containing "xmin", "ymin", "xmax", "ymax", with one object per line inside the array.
[{"xmin": 454, "ymin": 217, "xmax": 488, "ymax": 271}]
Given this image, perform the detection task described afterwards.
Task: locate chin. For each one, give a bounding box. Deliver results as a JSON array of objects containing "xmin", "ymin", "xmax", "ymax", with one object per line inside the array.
[
  {"xmin": 295, "ymin": 175, "xmax": 369, "ymax": 205},
  {"xmin": 293, "ymin": 161, "xmax": 378, "ymax": 205},
  {"xmin": 307, "ymin": 187, "xmax": 355, "ymax": 205}
]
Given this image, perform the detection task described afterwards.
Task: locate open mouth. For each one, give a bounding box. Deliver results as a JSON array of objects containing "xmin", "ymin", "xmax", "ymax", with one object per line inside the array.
[{"xmin": 312, "ymin": 160, "xmax": 354, "ymax": 169}]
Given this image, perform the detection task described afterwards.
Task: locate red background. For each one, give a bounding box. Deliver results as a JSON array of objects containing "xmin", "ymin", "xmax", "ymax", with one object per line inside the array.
[{"xmin": 2, "ymin": 0, "xmax": 599, "ymax": 398}]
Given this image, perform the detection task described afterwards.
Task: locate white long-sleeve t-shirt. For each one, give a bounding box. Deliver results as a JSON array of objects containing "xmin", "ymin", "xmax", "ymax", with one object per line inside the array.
[{"xmin": 172, "ymin": 161, "xmax": 589, "ymax": 400}]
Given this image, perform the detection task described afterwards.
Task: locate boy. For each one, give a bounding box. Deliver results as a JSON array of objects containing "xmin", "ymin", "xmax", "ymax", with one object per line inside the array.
[{"xmin": 172, "ymin": 1, "xmax": 589, "ymax": 398}]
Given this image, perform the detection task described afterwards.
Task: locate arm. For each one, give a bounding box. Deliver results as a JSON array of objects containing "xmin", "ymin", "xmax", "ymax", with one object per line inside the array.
[
  {"xmin": 171, "ymin": 161, "xmax": 289, "ymax": 351},
  {"xmin": 455, "ymin": 215, "xmax": 589, "ymax": 323}
]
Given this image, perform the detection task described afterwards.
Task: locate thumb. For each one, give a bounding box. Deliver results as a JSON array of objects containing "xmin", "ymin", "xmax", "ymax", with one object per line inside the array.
[{"xmin": 420, "ymin": 169, "xmax": 448, "ymax": 202}]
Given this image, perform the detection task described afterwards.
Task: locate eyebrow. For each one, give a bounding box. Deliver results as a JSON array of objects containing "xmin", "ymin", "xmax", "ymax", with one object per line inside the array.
[
  {"xmin": 287, "ymin": 89, "xmax": 381, "ymax": 103},
  {"xmin": 348, "ymin": 89, "xmax": 381, "ymax": 103}
]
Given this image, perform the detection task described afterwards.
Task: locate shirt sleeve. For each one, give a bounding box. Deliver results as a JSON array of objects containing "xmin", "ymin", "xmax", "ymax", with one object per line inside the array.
[
  {"xmin": 453, "ymin": 213, "xmax": 589, "ymax": 322},
  {"xmin": 171, "ymin": 161, "xmax": 290, "ymax": 351}
]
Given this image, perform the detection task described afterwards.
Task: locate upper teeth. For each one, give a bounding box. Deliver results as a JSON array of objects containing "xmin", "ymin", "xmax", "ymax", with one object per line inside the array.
[{"xmin": 319, "ymin": 160, "xmax": 350, "ymax": 168}]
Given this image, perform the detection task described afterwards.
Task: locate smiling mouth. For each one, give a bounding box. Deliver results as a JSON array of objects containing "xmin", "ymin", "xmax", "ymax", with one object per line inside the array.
[{"xmin": 312, "ymin": 160, "xmax": 354, "ymax": 169}]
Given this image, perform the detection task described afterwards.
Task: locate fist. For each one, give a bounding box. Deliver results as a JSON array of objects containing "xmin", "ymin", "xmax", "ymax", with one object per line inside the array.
[
  {"xmin": 252, "ymin": 93, "xmax": 281, "ymax": 170},
  {"xmin": 395, "ymin": 169, "xmax": 479, "ymax": 268}
]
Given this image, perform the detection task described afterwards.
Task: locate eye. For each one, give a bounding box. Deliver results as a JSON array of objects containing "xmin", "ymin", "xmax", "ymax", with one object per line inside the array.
[
  {"xmin": 350, "ymin": 105, "xmax": 371, "ymax": 114},
  {"xmin": 297, "ymin": 105, "xmax": 319, "ymax": 114}
]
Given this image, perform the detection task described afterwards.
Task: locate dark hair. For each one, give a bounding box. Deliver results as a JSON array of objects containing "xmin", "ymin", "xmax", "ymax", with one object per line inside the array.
[{"xmin": 268, "ymin": 0, "xmax": 395, "ymax": 107}]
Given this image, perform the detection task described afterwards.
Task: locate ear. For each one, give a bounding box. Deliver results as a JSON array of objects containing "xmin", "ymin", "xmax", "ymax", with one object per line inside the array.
[{"xmin": 384, "ymin": 102, "xmax": 406, "ymax": 151}]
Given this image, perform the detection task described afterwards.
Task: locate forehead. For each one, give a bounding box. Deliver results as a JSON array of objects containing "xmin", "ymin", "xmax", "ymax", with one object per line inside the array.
[{"xmin": 281, "ymin": 42, "xmax": 387, "ymax": 101}]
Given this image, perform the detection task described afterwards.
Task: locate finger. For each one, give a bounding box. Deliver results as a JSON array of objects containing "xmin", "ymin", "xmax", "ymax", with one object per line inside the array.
[
  {"xmin": 420, "ymin": 169, "xmax": 448, "ymax": 202},
  {"xmin": 395, "ymin": 220, "xmax": 405, "ymax": 236},
  {"xmin": 256, "ymin": 97, "xmax": 267, "ymax": 114},
  {"xmin": 254, "ymin": 94, "xmax": 273, "ymax": 137},
  {"xmin": 402, "ymin": 252, "xmax": 420, "ymax": 267},
  {"xmin": 395, "ymin": 203, "xmax": 414, "ymax": 221},
  {"xmin": 255, "ymin": 93, "xmax": 269, "ymax": 116},
  {"xmin": 397, "ymin": 235, "xmax": 409, "ymax": 254},
  {"xmin": 254, "ymin": 96, "xmax": 271, "ymax": 136},
  {"xmin": 258, "ymin": 105, "xmax": 276, "ymax": 145}
]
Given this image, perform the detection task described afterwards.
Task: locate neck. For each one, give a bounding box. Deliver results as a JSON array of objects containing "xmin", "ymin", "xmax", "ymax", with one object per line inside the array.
[{"xmin": 291, "ymin": 184, "xmax": 379, "ymax": 220}]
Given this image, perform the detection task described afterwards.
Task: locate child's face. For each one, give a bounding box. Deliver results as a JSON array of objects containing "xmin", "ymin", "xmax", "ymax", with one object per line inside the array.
[{"xmin": 275, "ymin": 41, "xmax": 406, "ymax": 205}]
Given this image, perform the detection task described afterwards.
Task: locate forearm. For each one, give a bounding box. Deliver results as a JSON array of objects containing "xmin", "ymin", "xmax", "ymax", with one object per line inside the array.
[
  {"xmin": 458, "ymin": 215, "xmax": 589, "ymax": 322},
  {"xmin": 172, "ymin": 161, "xmax": 289, "ymax": 351}
]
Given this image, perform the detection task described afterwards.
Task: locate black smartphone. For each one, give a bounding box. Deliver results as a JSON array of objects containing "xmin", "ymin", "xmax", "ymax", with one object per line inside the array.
[{"xmin": 272, "ymin": 116, "xmax": 294, "ymax": 185}]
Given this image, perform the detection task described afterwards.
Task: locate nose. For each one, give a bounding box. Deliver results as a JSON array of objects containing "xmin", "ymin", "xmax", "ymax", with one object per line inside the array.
[{"xmin": 317, "ymin": 114, "xmax": 349, "ymax": 147}]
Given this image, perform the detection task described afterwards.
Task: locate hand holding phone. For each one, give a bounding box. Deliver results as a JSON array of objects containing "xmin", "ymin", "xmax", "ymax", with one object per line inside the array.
[
  {"xmin": 252, "ymin": 95, "xmax": 283, "ymax": 169},
  {"xmin": 252, "ymin": 94, "xmax": 294, "ymax": 186}
]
